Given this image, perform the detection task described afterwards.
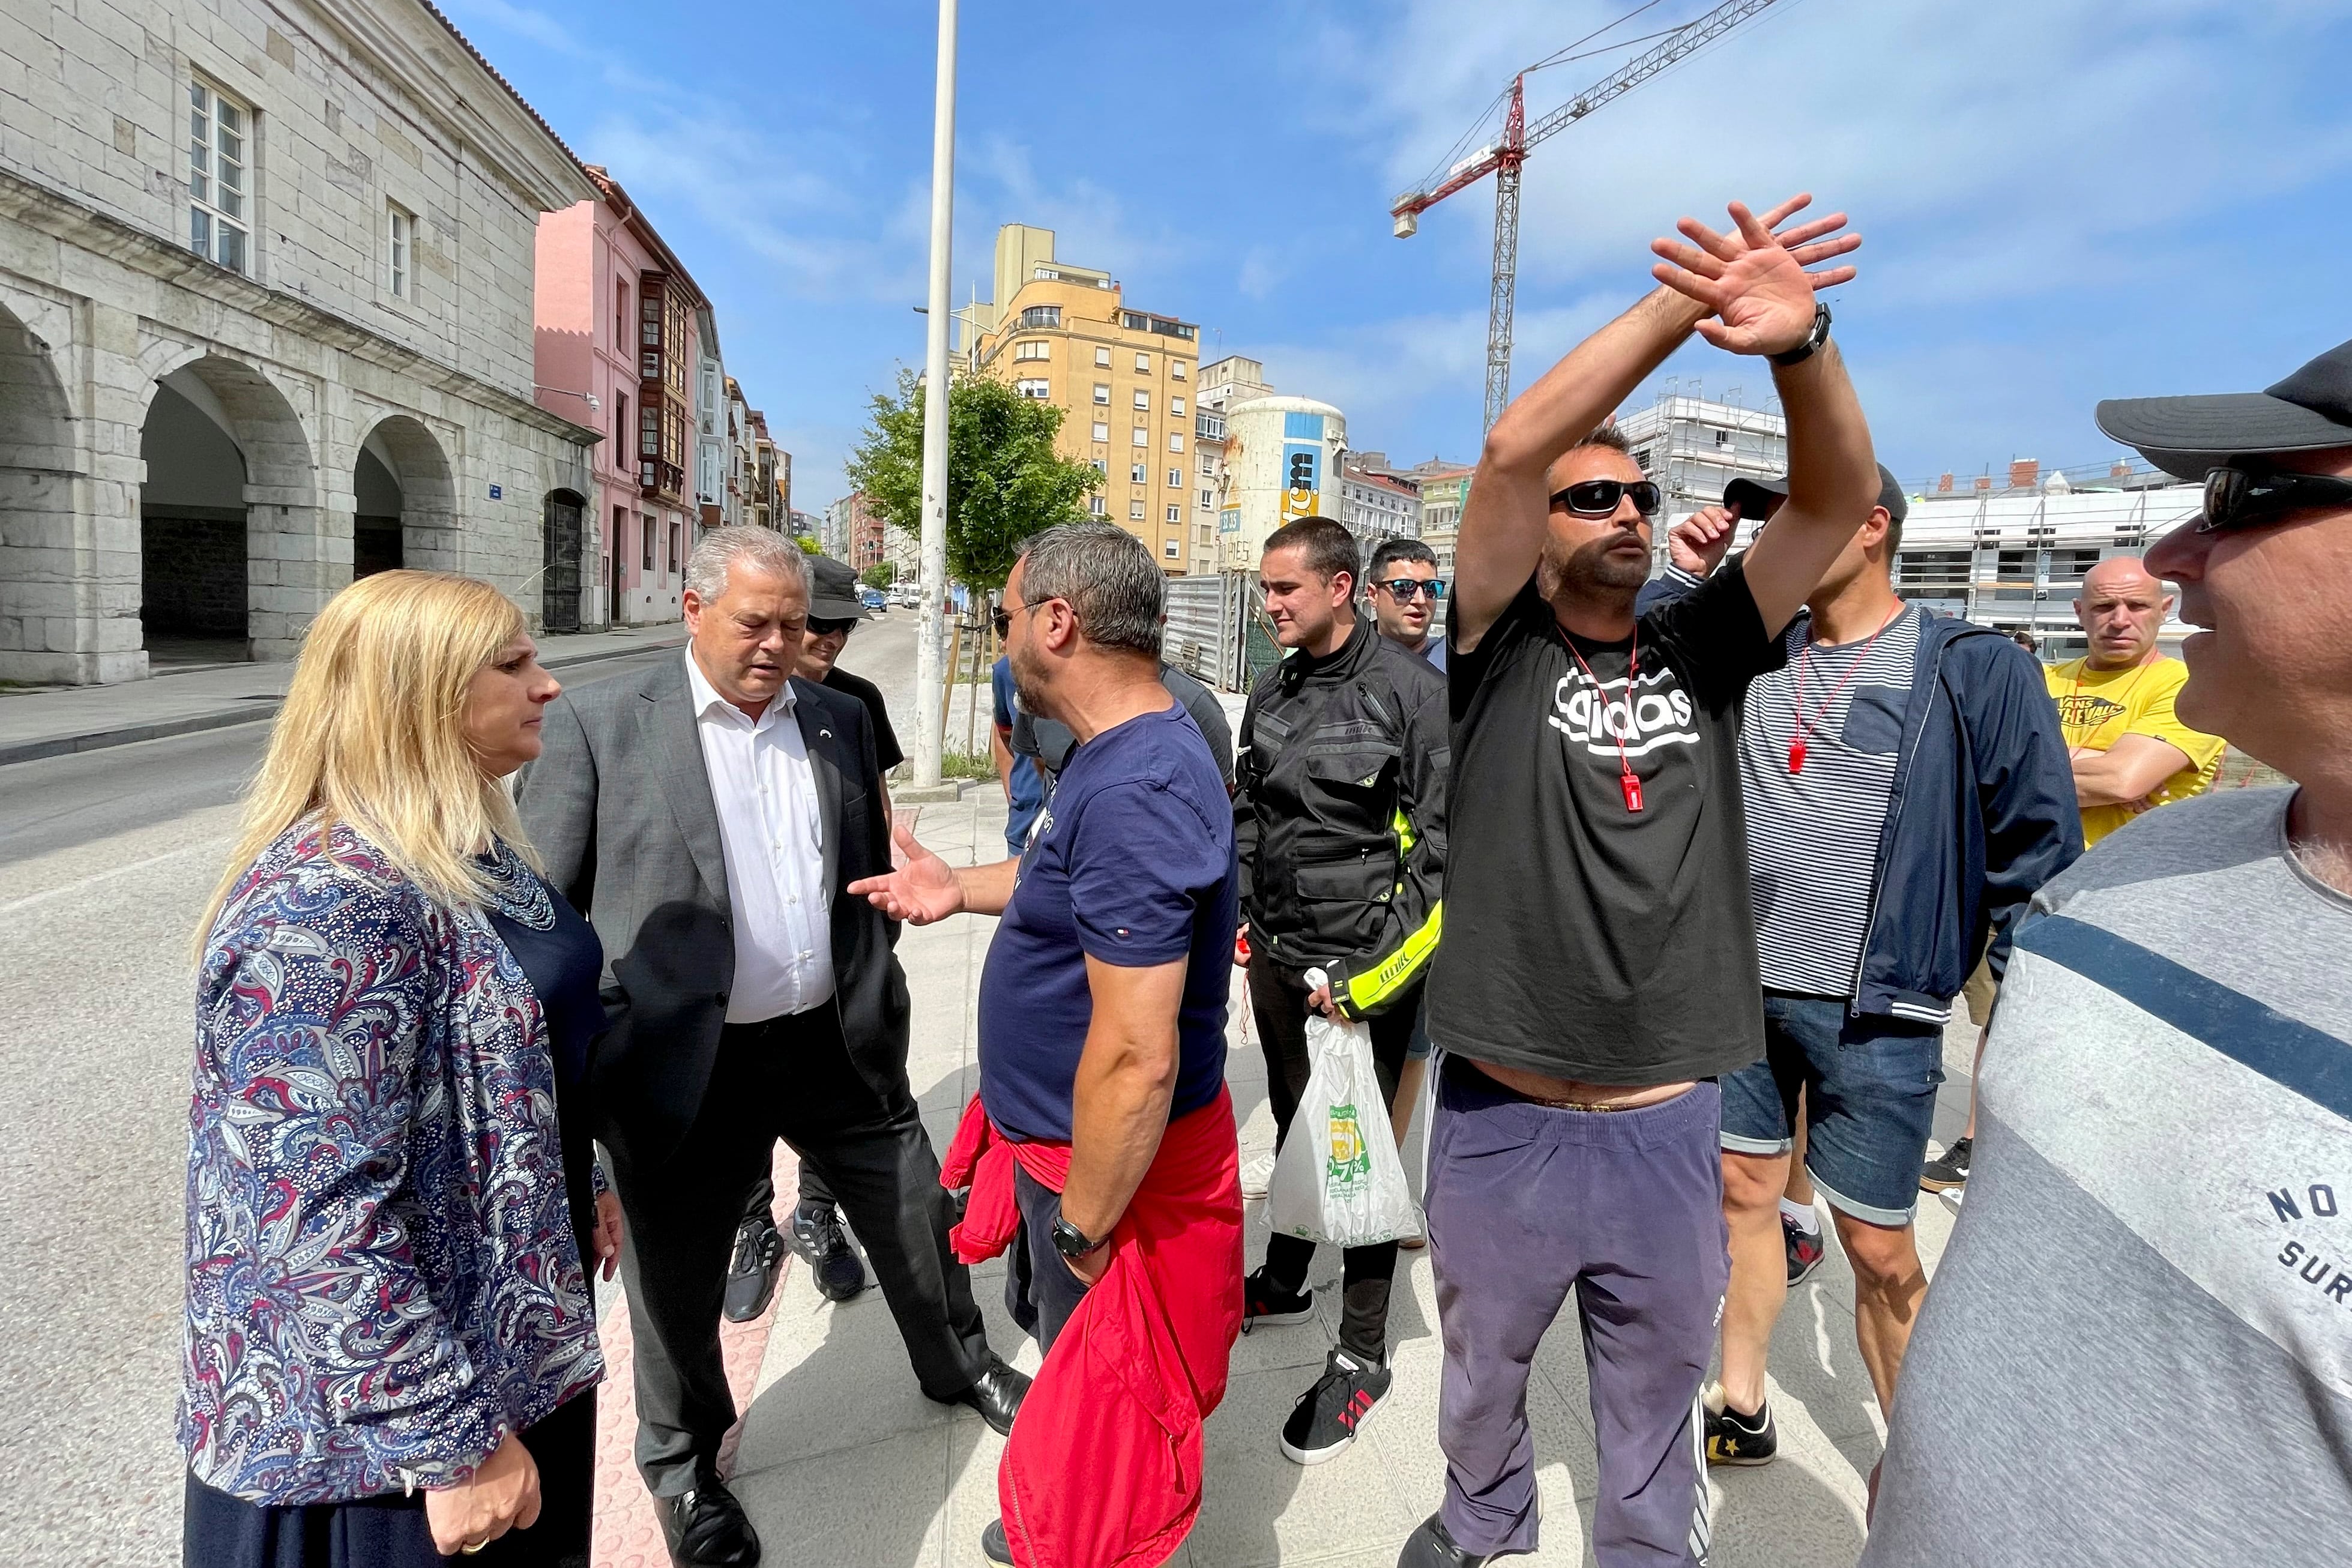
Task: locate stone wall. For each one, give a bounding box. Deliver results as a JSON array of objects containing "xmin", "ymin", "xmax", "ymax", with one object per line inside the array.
[{"xmin": 0, "ymin": 0, "xmax": 604, "ymax": 683}]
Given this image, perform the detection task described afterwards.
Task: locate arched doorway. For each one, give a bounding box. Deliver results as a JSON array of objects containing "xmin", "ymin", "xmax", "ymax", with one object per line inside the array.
[
  {"xmin": 354, "ymin": 415, "xmax": 457, "ymax": 577},
  {"xmin": 542, "ymin": 489, "xmax": 584, "ymax": 633},
  {"xmin": 136, "ymin": 357, "xmax": 318, "ymax": 668},
  {"xmin": 0, "ymin": 298, "xmax": 85, "ymax": 683},
  {"xmin": 139, "ymin": 374, "xmax": 250, "ymax": 665}
]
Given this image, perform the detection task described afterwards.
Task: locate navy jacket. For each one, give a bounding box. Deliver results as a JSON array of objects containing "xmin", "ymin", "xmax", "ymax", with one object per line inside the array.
[{"xmin": 1641, "ymin": 568, "xmax": 2082, "ymax": 1024}]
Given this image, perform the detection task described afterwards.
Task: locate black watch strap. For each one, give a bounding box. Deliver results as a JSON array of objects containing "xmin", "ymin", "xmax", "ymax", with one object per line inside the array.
[
  {"xmin": 1051, "ymin": 1215, "xmax": 1108, "ymax": 1259},
  {"xmin": 1769, "ymin": 302, "xmax": 1832, "ymax": 367}
]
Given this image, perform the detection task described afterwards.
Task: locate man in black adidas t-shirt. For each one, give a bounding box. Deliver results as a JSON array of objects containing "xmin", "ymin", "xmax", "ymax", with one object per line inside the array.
[{"xmin": 1398, "ymin": 198, "xmax": 1881, "ymax": 1568}]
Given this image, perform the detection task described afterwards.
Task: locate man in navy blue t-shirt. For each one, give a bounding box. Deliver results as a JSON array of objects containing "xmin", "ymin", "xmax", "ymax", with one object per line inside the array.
[{"xmin": 852, "ymin": 522, "xmax": 1243, "ymax": 1567}]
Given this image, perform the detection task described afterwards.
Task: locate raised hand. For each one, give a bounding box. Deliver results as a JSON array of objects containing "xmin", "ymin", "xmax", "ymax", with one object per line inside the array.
[
  {"xmin": 848, "ymin": 819, "xmax": 967, "ymax": 925},
  {"xmin": 1650, "ymin": 194, "xmax": 1860, "ymax": 357},
  {"xmin": 1668, "ymin": 505, "xmax": 1740, "ymax": 577}
]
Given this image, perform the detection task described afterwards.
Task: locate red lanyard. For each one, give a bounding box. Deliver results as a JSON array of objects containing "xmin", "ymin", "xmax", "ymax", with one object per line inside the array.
[
  {"xmin": 1788, "ymin": 605, "xmax": 1905, "ymax": 774},
  {"xmin": 1567, "ymin": 628, "xmax": 1645, "ymax": 813}
]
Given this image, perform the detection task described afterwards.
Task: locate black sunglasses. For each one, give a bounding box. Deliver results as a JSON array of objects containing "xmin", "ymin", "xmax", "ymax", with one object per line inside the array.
[
  {"xmin": 807, "ymin": 616, "xmax": 858, "ymax": 637},
  {"xmin": 2198, "ymin": 464, "xmax": 2352, "ymax": 535},
  {"xmin": 1550, "ymin": 478, "xmax": 1662, "ymax": 518},
  {"xmin": 1374, "ymin": 577, "xmax": 1447, "ymax": 601},
  {"xmin": 991, "ymin": 609, "xmax": 1011, "ymax": 636}
]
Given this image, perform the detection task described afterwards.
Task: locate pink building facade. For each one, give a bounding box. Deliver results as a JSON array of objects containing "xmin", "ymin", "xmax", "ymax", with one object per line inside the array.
[{"xmin": 534, "ymin": 170, "xmax": 710, "ymax": 626}]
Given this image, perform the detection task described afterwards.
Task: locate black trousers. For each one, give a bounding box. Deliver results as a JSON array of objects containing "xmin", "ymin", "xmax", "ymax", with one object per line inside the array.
[
  {"xmin": 181, "ymin": 1391, "xmax": 595, "ymax": 1568},
  {"xmin": 741, "ymin": 1159, "xmax": 836, "ymax": 1225},
  {"xmin": 606, "ymin": 1007, "xmax": 991, "ymax": 1496},
  {"xmin": 1249, "ymin": 955, "xmax": 1417, "ymax": 1364},
  {"xmin": 1006, "ymin": 1165, "xmax": 1093, "ymax": 1354}
]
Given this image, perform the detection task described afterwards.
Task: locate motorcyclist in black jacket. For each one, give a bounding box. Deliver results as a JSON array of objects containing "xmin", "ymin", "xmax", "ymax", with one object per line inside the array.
[{"xmin": 1232, "ymin": 516, "xmax": 1449, "ymax": 1468}]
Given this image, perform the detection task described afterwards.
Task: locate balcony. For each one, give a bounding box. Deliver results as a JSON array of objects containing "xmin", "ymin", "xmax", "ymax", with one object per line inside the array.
[
  {"xmin": 1195, "ymin": 410, "xmax": 1225, "ymax": 441},
  {"xmin": 640, "ymin": 458, "xmax": 685, "ymax": 501}
]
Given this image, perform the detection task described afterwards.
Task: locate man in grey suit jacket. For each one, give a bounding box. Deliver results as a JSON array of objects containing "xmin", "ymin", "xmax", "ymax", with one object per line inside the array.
[{"xmin": 520, "ymin": 526, "xmax": 1025, "ymax": 1567}]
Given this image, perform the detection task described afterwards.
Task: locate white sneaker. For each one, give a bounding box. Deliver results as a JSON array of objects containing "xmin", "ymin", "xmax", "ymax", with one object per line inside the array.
[
  {"xmin": 1940, "ymin": 1184, "xmax": 1964, "ymax": 1213},
  {"xmin": 1240, "ymin": 1153, "xmax": 1276, "ymax": 1201}
]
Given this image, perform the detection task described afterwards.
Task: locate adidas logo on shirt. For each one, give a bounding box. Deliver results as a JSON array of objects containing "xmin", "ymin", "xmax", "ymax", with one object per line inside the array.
[{"xmin": 1547, "ymin": 669, "xmax": 1700, "ymax": 759}]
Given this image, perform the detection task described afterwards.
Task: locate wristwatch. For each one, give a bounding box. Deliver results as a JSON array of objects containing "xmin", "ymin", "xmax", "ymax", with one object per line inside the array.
[
  {"xmin": 1051, "ymin": 1214, "xmax": 1109, "ymax": 1262},
  {"xmin": 1769, "ymin": 301, "xmax": 1832, "ymax": 366}
]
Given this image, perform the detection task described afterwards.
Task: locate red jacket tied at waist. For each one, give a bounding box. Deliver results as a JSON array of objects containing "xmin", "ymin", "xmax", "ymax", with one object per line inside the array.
[{"xmin": 941, "ymin": 1088, "xmax": 1244, "ymax": 1568}]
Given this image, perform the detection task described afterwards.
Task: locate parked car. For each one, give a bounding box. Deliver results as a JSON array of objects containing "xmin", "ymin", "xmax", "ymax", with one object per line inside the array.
[{"xmin": 860, "ymin": 588, "xmax": 889, "ymax": 613}]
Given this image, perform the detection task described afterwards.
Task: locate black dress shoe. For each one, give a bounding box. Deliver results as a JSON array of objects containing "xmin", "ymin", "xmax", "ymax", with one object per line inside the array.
[
  {"xmin": 659, "ymin": 1469, "xmax": 760, "ymax": 1566},
  {"xmin": 980, "ymin": 1518, "xmax": 1013, "ymax": 1564},
  {"xmin": 723, "ymin": 1216, "xmax": 783, "ymax": 1324},
  {"xmin": 934, "ymin": 1354, "xmax": 1030, "ymax": 1437},
  {"xmin": 1398, "ymin": 1512, "xmax": 1492, "ymax": 1567},
  {"xmin": 786, "ymin": 1201, "xmax": 868, "ymax": 1302}
]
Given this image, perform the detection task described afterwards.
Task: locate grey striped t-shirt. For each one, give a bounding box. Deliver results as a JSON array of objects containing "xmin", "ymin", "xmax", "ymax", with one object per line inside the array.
[
  {"xmin": 1740, "ymin": 606, "xmax": 1922, "ymax": 998},
  {"xmin": 1863, "ymin": 788, "xmax": 2352, "ymax": 1566}
]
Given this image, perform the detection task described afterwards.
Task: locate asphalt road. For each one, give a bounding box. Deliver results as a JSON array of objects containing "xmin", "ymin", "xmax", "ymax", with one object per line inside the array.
[{"xmin": 0, "ymin": 624, "xmax": 922, "ymax": 1564}]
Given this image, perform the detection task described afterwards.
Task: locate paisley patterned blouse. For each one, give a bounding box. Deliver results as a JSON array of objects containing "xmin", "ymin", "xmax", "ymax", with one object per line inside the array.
[{"xmin": 179, "ymin": 819, "xmax": 604, "ymax": 1504}]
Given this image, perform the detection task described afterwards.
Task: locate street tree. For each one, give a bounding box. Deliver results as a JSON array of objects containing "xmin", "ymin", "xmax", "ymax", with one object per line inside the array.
[
  {"xmin": 860, "ymin": 562, "xmax": 898, "ymax": 591},
  {"xmin": 844, "ymin": 370, "xmax": 1100, "ymax": 590}
]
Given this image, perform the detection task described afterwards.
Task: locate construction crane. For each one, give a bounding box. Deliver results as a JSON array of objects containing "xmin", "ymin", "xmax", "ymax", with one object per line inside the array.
[{"xmin": 1389, "ymin": 0, "xmax": 1788, "ymax": 432}]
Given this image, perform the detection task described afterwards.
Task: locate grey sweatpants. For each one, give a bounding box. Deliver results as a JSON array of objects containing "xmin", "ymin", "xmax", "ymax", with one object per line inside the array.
[{"xmin": 1427, "ymin": 1058, "xmax": 1728, "ymax": 1566}]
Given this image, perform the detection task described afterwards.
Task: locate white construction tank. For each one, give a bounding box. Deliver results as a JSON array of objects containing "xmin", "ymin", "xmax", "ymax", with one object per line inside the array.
[{"xmin": 1221, "ymin": 395, "xmax": 1347, "ymax": 571}]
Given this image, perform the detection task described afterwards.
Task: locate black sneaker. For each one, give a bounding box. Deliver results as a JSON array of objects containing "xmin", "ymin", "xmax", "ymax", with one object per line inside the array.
[
  {"xmin": 980, "ymin": 1518, "xmax": 1013, "ymax": 1564},
  {"xmin": 1240, "ymin": 1265, "xmax": 1314, "ymax": 1331},
  {"xmin": 788, "ymin": 1201, "xmax": 867, "ymax": 1302},
  {"xmin": 1784, "ymin": 1214, "xmax": 1826, "ymax": 1286},
  {"xmin": 1920, "ymin": 1136, "xmax": 1972, "ymax": 1193},
  {"xmin": 1704, "ymin": 1384, "xmax": 1778, "ymax": 1467},
  {"xmin": 722, "ymin": 1215, "xmax": 783, "ymax": 1324},
  {"xmin": 1280, "ymin": 1346, "xmax": 1392, "ymax": 1464}
]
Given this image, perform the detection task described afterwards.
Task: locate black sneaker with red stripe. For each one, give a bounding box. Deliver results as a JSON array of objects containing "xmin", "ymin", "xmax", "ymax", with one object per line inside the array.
[{"xmin": 1279, "ymin": 1346, "xmax": 1392, "ymax": 1465}]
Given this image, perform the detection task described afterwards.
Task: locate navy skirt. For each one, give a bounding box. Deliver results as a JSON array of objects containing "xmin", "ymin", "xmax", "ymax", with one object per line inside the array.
[{"xmin": 181, "ymin": 1390, "xmax": 594, "ymax": 1568}]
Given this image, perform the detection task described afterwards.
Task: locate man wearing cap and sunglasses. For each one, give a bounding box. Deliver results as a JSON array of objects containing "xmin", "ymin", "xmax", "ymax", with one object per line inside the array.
[
  {"xmin": 1641, "ymin": 464, "xmax": 2079, "ymax": 1468},
  {"xmin": 1862, "ymin": 342, "xmax": 2352, "ymax": 1564},
  {"xmin": 1402, "ymin": 194, "xmax": 1880, "ymax": 1568}
]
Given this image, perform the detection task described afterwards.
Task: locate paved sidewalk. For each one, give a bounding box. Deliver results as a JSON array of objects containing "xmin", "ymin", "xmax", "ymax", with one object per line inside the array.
[
  {"xmin": 0, "ymin": 622, "xmax": 687, "ymax": 764},
  {"xmin": 588, "ymin": 787, "xmax": 1970, "ymax": 1568}
]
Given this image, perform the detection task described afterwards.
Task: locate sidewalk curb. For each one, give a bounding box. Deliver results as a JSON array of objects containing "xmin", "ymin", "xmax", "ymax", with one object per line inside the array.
[{"xmin": 0, "ymin": 636, "xmax": 687, "ymax": 769}]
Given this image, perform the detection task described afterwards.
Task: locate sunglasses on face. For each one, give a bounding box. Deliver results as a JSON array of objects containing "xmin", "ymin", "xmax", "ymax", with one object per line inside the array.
[
  {"xmin": 807, "ymin": 617, "xmax": 858, "ymax": 638},
  {"xmin": 991, "ymin": 609, "xmax": 1011, "ymax": 636},
  {"xmin": 1375, "ymin": 577, "xmax": 1447, "ymax": 602},
  {"xmin": 2198, "ymin": 464, "xmax": 2352, "ymax": 535},
  {"xmin": 1549, "ymin": 479, "xmax": 1662, "ymax": 518}
]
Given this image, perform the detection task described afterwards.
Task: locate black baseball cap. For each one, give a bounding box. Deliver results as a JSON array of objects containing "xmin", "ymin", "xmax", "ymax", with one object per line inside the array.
[
  {"xmin": 2096, "ymin": 337, "xmax": 2352, "ymax": 481},
  {"xmin": 1724, "ymin": 462, "xmax": 1907, "ymax": 523},
  {"xmin": 807, "ymin": 554, "xmax": 866, "ymax": 621}
]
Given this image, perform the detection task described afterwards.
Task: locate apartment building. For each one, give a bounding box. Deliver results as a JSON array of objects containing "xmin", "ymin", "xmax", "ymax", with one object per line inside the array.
[
  {"xmin": 533, "ymin": 166, "xmax": 711, "ymax": 626},
  {"xmin": 1337, "ymin": 452, "xmax": 1423, "ymax": 546},
  {"xmin": 962, "ymin": 225, "xmax": 1203, "ymax": 572}
]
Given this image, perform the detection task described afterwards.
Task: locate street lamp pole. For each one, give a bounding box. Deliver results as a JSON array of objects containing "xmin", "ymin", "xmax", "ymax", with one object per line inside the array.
[{"xmin": 912, "ymin": 0, "xmax": 958, "ymax": 789}]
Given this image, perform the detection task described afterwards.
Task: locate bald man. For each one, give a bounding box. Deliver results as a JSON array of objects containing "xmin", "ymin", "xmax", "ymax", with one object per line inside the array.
[
  {"xmin": 1924, "ymin": 553, "xmax": 2228, "ymax": 1205},
  {"xmin": 2046, "ymin": 555, "xmax": 2225, "ymax": 846}
]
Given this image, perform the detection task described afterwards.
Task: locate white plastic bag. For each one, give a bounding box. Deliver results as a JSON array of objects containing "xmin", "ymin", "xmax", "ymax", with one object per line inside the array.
[{"xmin": 1266, "ymin": 969, "xmax": 1425, "ymax": 1248}]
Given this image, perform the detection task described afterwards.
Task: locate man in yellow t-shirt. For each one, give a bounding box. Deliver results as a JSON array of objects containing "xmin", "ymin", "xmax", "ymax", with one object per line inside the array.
[{"xmin": 2044, "ymin": 554, "xmax": 2225, "ymax": 845}]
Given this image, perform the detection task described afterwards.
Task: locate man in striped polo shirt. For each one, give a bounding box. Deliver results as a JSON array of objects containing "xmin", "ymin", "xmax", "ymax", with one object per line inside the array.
[
  {"xmin": 1642, "ymin": 463, "xmax": 2081, "ymax": 1464},
  {"xmin": 1863, "ymin": 338, "xmax": 2352, "ymax": 1564}
]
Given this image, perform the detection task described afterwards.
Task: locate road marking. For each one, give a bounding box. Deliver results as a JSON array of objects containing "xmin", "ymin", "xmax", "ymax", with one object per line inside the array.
[{"xmin": 0, "ymin": 835, "xmax": 227, "ymax": 920}]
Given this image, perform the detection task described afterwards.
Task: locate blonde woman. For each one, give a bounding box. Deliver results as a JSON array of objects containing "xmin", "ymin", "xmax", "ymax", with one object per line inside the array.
[{"xmin": 179, "ymin": 571, "xmax": 620, "ymax": 1566}]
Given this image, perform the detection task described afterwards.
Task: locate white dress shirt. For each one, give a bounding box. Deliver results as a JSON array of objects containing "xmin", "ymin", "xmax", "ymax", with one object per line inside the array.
[{"xmin": 684, "ymin": 651, "xmax": 834, "ymax": 1022}]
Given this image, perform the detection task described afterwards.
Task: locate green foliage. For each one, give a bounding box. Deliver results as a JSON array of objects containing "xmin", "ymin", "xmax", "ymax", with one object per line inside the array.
[
  {"xmin": 843, "ymin": 370, "xmax": 1101, "ymax": 590},
  {"xmin": 859, "ymin": 561, "xmax": 897, "ymax": 590},
  {"xmin": 795, "ymin": 534, "xmax": 823, "ymax": 555}
]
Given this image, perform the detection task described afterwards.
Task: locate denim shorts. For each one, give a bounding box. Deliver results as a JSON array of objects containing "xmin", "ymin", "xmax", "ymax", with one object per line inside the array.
[{"xmin": 1719, "ymin": 991, "xmax": 1946, "ymax": 1226}]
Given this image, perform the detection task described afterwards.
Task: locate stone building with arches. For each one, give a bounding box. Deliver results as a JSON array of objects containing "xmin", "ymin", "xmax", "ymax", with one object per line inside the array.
[{"xmin": 0, "ymin": 0, "xmax": 603, "ymax": 684}]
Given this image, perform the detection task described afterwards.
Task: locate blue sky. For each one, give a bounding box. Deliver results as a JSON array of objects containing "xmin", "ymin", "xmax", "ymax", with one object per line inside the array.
[{"xmin": 444, "ymin": 0, "xmax": 2352, "ymax": 515}]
